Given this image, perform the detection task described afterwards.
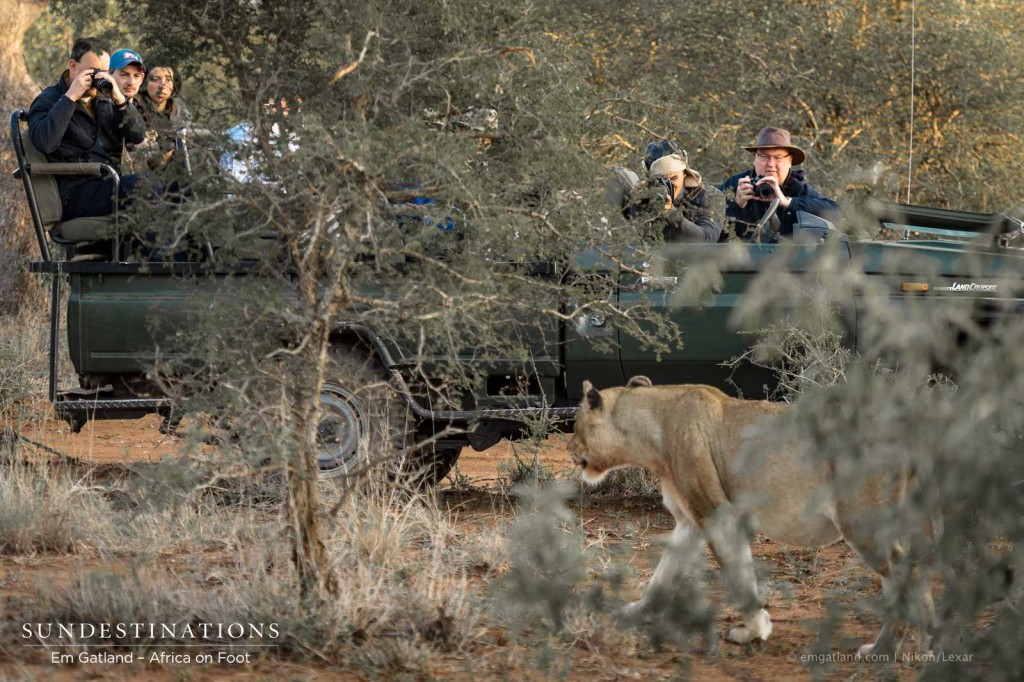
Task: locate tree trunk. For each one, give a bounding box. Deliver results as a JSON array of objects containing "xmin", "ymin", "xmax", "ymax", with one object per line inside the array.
[
  {"xmin": 286, "ymin": 261, "xmax": 342, "ymax": 605},
  {"xmin": 0, "ymin": 0, "xmax": 45, "ymax": 113},
  {"xmin": 0, "ymin": 0, "xmax": 46, "ymax": 314},
  {"xmin": 287, "ymin": 335, "xmax": 340, "ymax": 606}
]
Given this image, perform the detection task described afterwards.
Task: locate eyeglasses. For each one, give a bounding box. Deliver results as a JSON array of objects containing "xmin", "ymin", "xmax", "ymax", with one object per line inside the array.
[{"xmin": 755, "ymin": 152, "xmax": 791, "ymax": 162}]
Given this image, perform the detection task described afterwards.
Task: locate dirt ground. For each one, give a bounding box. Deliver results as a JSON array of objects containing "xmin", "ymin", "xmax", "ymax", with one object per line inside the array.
[{"xmin": 1, "ymin": 416, "xmax": 931, "ymax": 681}]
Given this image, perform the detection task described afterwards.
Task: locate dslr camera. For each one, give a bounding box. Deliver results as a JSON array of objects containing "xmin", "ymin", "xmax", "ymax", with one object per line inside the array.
[
  {"xmin": 621, "ymin": 174, "xmax": 676, "ymax": 220},
  {"xmin": 749, "ymin": 175, "xmax": 775, "ymax": 199},
  {"xmin": 89, "ymin": 69, "xmax": 114, "ymax": 97},
  {"xmin": 651, "ymin": 174, "xmax": 676, "ymax": 202}
]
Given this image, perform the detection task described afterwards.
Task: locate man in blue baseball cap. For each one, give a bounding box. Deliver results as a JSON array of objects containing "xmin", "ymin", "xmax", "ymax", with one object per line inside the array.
[
  {"xmin": 110, "ymin": 48, "xmax": 146, "ymax": 102},
  {"xmin": 109, "ymin": 49, "xmax": 152, "ymax": 172}
]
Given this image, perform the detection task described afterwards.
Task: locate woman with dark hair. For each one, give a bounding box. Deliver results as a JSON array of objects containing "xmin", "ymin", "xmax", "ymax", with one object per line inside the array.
[{"xmin": 138, "ymin": 64, "xmax": 192, "ymax": 171}]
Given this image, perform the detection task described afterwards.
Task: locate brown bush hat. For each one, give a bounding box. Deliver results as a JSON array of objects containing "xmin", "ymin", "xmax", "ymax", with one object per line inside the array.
[{"xmin": 742, "ymin": 126, "xmax": 806, "ymax": 166}]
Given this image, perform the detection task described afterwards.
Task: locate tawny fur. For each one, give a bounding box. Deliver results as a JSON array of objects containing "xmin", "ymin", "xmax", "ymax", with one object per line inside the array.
[{"xmin": 570, "ymin": 376, "xmax": 935, "ymax": 656}]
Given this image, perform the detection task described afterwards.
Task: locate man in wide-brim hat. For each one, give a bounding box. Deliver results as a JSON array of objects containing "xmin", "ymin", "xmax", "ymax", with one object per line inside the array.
[{"xmin": 718, "ymin": 126, "xmax": 839, "ymax": 241}]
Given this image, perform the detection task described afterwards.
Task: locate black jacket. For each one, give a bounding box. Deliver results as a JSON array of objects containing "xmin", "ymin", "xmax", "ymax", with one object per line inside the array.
[
  {"xmin": 28, "ymin": 73, "xmax": 147, "ymax": 178},
  {"xmin": 718, "ymin": 168, "xmax": 839, "ymax": 241}
]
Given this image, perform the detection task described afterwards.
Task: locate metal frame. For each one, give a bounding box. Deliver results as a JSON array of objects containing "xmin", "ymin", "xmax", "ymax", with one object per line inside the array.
[
  {"xmin": 10, "ymin": 110, "xmax": 51, "ymax": 262},
  {"xmin": 11, "ymin": 110, "xmax": 127, "ymax": 426}
]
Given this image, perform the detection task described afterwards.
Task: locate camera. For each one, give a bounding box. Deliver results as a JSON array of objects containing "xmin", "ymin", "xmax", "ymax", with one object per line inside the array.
[
  {"xmin": 621, "ymin": 175, "xmax": 676, "ymax": 220},
  {"xmin": 89, "ymin": 69, "xmax": 114, "ymax": 97},
  {"xmin": 749, "ymin": 175, "xmax": 775, "ymax": 199},
  {"xmin": 653, "ymin": 175, "xmax": 676, "ymax": 201}
]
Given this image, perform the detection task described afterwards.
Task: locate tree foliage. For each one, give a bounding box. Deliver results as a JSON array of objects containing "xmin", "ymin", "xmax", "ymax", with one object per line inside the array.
[{"xmin": 553, "ymin": 0, "xmax": 1024, "ymax": 212}]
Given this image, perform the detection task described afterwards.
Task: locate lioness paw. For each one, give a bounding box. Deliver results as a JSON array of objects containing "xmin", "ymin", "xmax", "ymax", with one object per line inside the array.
[
  {"xmin": 618, "ymin": 600, "xmax": 649, "ymax": 623},
  {"xmin": 856, "ymin": 638, "xmax": 898, "ymax": 660},
  {"xmin": 726, "ymin": 609, "xmax": 772, "ymax": 644}
]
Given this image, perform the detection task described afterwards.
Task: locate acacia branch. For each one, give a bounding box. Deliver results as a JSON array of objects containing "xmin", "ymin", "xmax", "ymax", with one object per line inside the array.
[{"xmin": 330, "ymin": 30, "xmax": 378, "ymax": 85}]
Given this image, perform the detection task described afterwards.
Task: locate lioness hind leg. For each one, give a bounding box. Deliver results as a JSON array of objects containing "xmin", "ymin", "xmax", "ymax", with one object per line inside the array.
[
  {"xmin": 854, "ymin": 571, "xmax": 935, "ymax": 660},
  {"xmin": 841, "ymin": 508, "xmax": 937, "ymax": 659},
  {"xmin": 855, "ymin": 575, "xmax": 898, "ymax": 660},
  {"xmin": 909, "ymin": 570, "xmax": 936, "ymax": 654}
]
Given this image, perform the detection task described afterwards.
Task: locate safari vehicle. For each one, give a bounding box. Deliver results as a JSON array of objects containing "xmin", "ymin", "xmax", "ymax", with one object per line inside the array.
[{"xmin": 10, "ymin": 109, "xmax": 1024, "ymax": 482}]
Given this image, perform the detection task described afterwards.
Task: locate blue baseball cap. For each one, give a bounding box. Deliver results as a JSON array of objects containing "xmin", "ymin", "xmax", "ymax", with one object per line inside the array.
[{"xmin": 110, "ymin": 49, "xmax": 145, "ymax": 71}]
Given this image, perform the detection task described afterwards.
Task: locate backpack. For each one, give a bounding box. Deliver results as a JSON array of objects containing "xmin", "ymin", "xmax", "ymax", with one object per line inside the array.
[{"xmin": 604, "ymin": 166, "xmax": 641, "ymax": 208}]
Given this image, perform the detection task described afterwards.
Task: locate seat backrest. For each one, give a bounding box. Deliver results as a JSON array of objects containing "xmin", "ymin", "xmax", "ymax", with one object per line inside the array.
[{"xmin": 17, "ymin": 122, "xmax": 64, "ymax": 228}]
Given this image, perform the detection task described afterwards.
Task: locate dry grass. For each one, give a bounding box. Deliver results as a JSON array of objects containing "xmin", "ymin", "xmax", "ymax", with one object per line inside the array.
[
  {"xmin": 0, "ymin": 307, "xmax": 52, "ymax": 425},
  {"xmin": 0, "ymin": 461, "xmax": 108, "ymax": 555},
  {"xmin": 3, "ymin": 460, "xmax": 489, "ymax": 669},
  {"xmin": 585, "ymin": 466, "xmax": 662, "ymax": 498},
  {"xmin": 2, "ymin": 434, "xmax": 657, "ymax": 676}
]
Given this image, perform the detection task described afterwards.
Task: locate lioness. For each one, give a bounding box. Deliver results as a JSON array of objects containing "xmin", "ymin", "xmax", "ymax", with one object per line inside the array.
[{"xmin": 570, "ymin": 376, "xmax": 934, "ymax": 656}]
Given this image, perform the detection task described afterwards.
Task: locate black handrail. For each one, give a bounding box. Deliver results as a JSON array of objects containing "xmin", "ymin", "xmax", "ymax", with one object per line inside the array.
[{"xmin": 10, "ymin": 109, "xmax": 52, "ymax": 262}]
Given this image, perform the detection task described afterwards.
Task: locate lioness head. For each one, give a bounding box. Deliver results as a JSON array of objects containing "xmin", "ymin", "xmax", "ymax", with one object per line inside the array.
[{"xmin": 570, "ymin": 376, "xmax": 652, "ymax": 484}]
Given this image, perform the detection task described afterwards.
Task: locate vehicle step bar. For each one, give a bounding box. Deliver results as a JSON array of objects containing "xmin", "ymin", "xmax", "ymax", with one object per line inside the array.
[
  {"xmin": 55, "ymin": 398, "xmax": 174, "ymax": 412},
  {"xmin": 54, "ymin": 397, "xmax": 175, "ymax": 430}
]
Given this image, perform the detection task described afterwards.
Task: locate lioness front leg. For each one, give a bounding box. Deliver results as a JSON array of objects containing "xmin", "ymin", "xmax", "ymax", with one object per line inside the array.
[
  {"xmin": 704, "ymin": 514, "xmax": 772, "ymax": 644},
  {"xmin": 622, "ymin": 518, "xmax": 702, "ymax": 619}
]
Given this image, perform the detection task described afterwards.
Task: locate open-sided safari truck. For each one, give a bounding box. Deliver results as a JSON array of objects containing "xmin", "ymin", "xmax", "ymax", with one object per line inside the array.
[{"xmin": 11, "ymin": 109, "xmax": 1024, "ymax": 483}]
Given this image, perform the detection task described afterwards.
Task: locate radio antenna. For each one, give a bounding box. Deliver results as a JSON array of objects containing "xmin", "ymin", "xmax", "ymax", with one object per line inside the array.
[{"xmin": 906, "ymin": 0, "xmax": 916, "ymax": 206}]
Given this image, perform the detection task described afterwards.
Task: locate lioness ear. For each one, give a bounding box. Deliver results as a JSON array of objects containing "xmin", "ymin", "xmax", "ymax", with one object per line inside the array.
[
  {"xmin": 582, "ymin": 381, "xmax": 603, "ymax": 411},
  {"xmin": 626, "ymin": 375, "xmax": 652, "ymax": 388}
]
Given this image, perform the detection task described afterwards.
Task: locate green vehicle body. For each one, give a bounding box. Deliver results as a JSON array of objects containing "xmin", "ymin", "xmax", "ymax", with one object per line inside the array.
[
  {"xmin": 11, "ymin": 109, "xmax": 1024, "ymax": 476},
  {"xmin": 45, "ymin": 214, "xmax": 1024, "ymax": 439}
]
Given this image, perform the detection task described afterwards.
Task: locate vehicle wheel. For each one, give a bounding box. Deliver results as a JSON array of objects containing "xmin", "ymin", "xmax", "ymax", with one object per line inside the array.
[{"xmin": 317, "ymin": 349, "xmax": 413, "ymax": 480}]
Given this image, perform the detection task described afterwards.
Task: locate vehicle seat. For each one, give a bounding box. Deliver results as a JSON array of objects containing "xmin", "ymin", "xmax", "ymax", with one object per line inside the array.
[{"xmin": 10, "ymin": 110, "xmax": 119, "ymax": 260}]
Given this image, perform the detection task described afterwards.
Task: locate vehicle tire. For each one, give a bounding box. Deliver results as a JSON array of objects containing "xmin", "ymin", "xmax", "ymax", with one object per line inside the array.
[{"xmin": 317, "ymin": 348, "xmax": 413, "ymax": 480}]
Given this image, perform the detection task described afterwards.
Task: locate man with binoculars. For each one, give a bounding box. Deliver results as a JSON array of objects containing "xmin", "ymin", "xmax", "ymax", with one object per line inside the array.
[{"xmin": 28, "ymin": 37, "xmax": 147, "ymax": 220}]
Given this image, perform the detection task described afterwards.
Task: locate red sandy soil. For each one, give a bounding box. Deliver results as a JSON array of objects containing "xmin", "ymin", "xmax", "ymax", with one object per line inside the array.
[{"xmin": 1, "ymin": 416, "xmax": 930, "ymax": 681}]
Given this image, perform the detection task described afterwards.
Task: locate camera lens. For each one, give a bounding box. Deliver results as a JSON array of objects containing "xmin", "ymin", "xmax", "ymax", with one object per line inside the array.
[
  {"xmin": 748, "ymin": 176, "xmax": 774, "ymax": 199},
  {"xmin": 89, "ymin": 70, "xmax": 114, "ymax": 96}
]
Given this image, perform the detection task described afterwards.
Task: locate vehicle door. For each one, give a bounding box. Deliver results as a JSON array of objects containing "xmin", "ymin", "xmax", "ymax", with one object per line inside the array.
[{"xmin": 617, "ymin": 240, "xmax": 853, "ymax": 398}]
